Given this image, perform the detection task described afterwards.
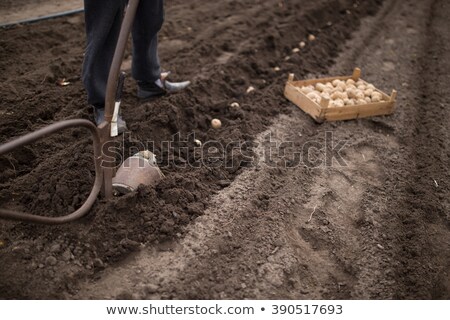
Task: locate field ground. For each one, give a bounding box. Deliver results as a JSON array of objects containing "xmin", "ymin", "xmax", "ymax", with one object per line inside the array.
[{"xmin": 0, "ymin": 0, "xmax": 449, "ymax": 299}]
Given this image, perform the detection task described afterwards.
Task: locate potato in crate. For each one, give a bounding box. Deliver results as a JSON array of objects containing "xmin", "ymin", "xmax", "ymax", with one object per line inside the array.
[{"xmin": 284, "ymin": 68, "xmax": 397, "ymax": 123}]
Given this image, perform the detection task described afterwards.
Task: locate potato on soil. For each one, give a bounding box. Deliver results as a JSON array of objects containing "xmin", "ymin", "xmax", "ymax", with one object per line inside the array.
[{"xmin": 211, "ymin": 118, "xmax": 222, "ymax": 129}]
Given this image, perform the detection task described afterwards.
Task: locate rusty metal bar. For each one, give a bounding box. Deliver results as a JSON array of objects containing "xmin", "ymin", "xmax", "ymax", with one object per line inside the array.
[
  {"xmin": 100, "ymin": 0, "xmax": 140, "ymax": 199},
  {"xmin": 0, "ymin": 8, "xmax": 84, "ymax": 28},
  {"xmin": 0, "ymin": 119, "xmax": 103, "ymax": 224}
]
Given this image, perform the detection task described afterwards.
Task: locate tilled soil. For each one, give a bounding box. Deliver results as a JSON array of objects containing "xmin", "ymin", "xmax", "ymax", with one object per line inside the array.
[{"xmin": 0, "ymin": 0, "xmax": 449, "ymax": 299}]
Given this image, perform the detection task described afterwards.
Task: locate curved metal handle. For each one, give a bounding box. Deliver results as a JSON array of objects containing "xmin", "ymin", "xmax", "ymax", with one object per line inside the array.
[{"xmin": 0, "ymin": 119, "xmax": 103, "ymax": 224}]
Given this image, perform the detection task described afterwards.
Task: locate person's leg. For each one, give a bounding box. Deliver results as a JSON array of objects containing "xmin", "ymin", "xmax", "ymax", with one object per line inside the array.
[
  {"xmin": 131, "ymin": 0, "xmax": 190, "ymax": 99},
  {"xmin": 131, "ymin": 0, "xmax": 164, "ymax": 83},
  {"xmin": 82, "ymin": 0, "xmax": 126, "ymax": 107}
]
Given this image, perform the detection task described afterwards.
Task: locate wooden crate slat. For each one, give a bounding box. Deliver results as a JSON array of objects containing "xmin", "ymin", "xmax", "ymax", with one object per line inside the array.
[
  {"xmin": 324, "ymin": 103, "xmax": 395, "ymax": 121},
  {"xmin": 284, "ymin": 83, "xmax": 325, "ymax": 121}
]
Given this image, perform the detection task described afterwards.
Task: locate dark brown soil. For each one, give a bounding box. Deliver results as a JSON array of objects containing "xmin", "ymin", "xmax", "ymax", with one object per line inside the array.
[{"xmin": 0, "ymin": 0, "xmax": 449, "ymax": 300}]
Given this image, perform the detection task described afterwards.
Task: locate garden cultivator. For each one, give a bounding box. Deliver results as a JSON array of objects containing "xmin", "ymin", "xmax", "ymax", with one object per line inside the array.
[{"xmin": 0, "ymin": 0, "xmax": 162, "ymax": 224}]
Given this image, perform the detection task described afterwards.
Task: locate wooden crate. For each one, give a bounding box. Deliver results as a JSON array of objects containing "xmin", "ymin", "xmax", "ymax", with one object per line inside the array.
[{"xmin": 284, "ymin": 68, "xmax": 397, "ymax": 123}]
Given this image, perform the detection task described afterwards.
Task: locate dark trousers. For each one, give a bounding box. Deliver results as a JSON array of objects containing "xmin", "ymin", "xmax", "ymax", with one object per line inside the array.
[{"xmin": 82, "ymin": 0, "xmax": 164, "ymax": 107}]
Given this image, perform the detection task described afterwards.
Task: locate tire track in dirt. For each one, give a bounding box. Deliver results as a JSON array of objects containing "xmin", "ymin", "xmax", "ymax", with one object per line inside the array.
[
  {"xmin": 389, "ymin": 0, "xmax": 450, "ymax": 298},
  {"xmin": 324, "ymin": 0, "xmax": 450, "ymax": 298}
]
